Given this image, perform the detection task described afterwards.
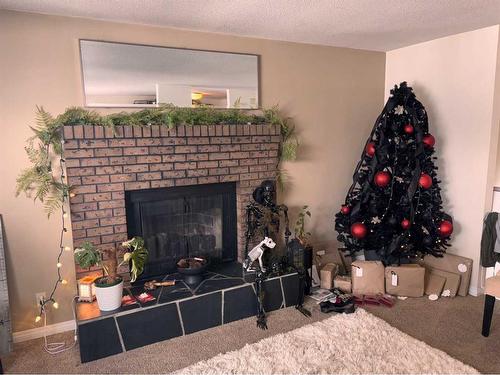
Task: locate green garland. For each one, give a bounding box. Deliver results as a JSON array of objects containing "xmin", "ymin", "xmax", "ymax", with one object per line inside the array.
[{"xmin": 16, "ymin": 105, "xmax": 298, "ymax": 216}]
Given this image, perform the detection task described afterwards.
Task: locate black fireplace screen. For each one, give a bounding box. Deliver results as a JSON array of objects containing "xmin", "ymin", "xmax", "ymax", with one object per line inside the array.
[{"xmin": 126, "ymin": 182, "xmax": 237, "ymax": 280}]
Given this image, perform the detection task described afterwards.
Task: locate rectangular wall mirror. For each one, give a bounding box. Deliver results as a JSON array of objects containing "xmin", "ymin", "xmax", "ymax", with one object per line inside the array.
[{"xmin": 79, "ymin": 40, "xmax": 259, "ymax": 109}]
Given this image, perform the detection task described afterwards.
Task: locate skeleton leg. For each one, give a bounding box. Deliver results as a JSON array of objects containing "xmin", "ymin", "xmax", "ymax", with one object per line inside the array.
[
  {"xmin": 255, "ymin": 272, "xmax": 267, "ymax": 330},
  {"xmin": 258, "ymin": 252, "xmax": 265, "ymax": 273}
]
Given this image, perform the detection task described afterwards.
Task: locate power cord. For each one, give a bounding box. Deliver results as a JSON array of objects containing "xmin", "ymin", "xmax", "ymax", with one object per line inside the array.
[{"xmin": 42, "ymin": 296, "xmax": 78, "ymax": 355}]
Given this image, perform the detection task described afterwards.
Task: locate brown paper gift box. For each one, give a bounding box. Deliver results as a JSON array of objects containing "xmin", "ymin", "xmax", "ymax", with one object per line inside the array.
[
  {"xmin": 320, "ymin": 263, "xmax": 339, "ymax": 289},
  {"xmin": 334, "ymin": 275, "xmax": 352, "ymax": 293},
  {"xmin": 351, "ymin": 260, "xmax": 385, "ymax": 295},
  {"xmin": 428, "ymin": 268, "xmax": 460, "ymax": 297},
  {"xmin": 421, "ymin": 253, "xmax": 472, "ymax": 296},
  {"xmin": 384, "ymin": 264, "xmax": 425, "ymax": 297},
  {"xmin": 424, "ymin": 272, "xmax": 446, "ymax": 296},
  {"xmin": 314, "ymin": 247, "xmax": 346, "ymax": 274}
]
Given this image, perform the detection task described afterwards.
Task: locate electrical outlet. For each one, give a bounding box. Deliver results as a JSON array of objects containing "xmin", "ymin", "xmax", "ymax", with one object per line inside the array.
[{"xmin": 35, "ymin": 292, "xmax": 46, "ymax": 306}]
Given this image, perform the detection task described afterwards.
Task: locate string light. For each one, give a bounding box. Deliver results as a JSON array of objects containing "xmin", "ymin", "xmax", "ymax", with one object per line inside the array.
[
  {"xmin": 33, "ymin": 139, "xmax": 79, "ymax": 354},
  {"xmin": 35, "ymin": 141, "xmax": 70, "ymax": 324},
  {"xmin": 69, "ymin": 193, "xmax": 76, "ymax": 198}
]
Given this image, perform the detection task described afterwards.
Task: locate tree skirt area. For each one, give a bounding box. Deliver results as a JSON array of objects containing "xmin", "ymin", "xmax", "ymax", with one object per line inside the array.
[{"xmin": 177, "ymin": 309, "xmax": 477, "ymax": 374}]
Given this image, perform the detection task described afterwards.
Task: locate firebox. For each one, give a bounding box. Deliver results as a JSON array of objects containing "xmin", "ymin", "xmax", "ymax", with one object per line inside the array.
[{"xmin": 125, "ymin": 182, "xmax": 237, "ymax": 281}]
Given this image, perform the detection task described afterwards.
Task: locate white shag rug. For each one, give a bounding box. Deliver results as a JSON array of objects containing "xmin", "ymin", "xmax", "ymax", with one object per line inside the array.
[{"xmin": 178, "ymin": 309, "xmax": 477, "ymax": 374}]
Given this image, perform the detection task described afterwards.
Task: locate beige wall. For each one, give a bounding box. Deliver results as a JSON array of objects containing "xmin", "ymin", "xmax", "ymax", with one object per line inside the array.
[
  {"xmin": 0, "ymin": 10, "xmax": 385, "ymax": 331},
  {"xmin": 493, "ymin": 33, "xmax": 500, "ymax": 188},
  {"xmin": 385, "ymin": 26, "xmax": 500, "ymax": 294}
]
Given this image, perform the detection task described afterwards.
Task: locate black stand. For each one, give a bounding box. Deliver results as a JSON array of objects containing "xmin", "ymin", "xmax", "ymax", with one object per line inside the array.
[
  {"xmin": 482, "ymin": 294, "xmax": 496, "ymax": 337},
  {"xmin": 295, "ymin": 270, "xmax": 311, "ymax": 317}
]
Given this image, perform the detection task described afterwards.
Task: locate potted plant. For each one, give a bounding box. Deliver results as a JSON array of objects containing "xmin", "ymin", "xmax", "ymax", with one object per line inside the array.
[
  {"xmin": 74, "ymin": 237, "xmax": 148, "ymax": 311},
  {"xmin": 294, "ymin": 205, "xmax": 312, "ymax": 246},
  {"xmin": 290, "ymin": 205, "xmax": 313, "ymax": 295}
]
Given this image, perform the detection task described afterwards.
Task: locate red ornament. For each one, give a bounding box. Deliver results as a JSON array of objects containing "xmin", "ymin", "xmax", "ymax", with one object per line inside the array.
[
  {"xmin": 438, "ymin": 220, "xmax": 453, "ymax": 237},
  {"xmin": 374, "ymin": 171, "xmax": 391, "ymax": 187},
  {"xmin": 351, "ymin": 222, "xmax": 367, "ymax": 239},
  {"xmin": 404, "ymin": 123, "xmax": 414, "ymax": 134},
  {"xmin": 419, "ymin": 173, "xmax": 432, "ymax": 189},
  {"xmin": 365, "ymin": 142, "xmax": 376, "ymax": 157},
  {"xmin": 423, "ymin": 134, "xmax": 436, "ymax": 148},
  {"xmin": 341, "ymin": 205, "xmax": 351, "ymax": 215},
  {"xmin": 401, "ymin": 219, "xmax": 411, "ymax": 229}
]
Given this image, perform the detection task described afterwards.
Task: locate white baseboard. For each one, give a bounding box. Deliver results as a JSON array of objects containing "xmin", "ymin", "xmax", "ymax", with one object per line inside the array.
[
  {"xmin": 13, "ymin": 320, "xmax": 76, "ymax": 343},
  {"xmin": 469, "ymin": 286, "xmax": 480, "ymax": 296}
]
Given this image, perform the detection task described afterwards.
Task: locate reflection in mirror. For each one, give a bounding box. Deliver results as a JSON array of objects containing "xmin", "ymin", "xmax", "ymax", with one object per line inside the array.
[{"xmin": 79, "ymin": 40, "xmax": 259, "ymax": 109}]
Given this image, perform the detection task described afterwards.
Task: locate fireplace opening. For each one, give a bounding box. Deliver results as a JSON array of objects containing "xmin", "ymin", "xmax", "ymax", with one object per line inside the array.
[{"xmin": 125, "ymin": 182, "xmax": 237, "ymax": 281}]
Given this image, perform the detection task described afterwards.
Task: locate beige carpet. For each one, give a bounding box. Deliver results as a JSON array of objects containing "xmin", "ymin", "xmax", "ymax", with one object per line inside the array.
[
  {"xmin": 4, "ymin": 296, "xmax": 500, "ymax": 373},
  {"xmin": 178, "ymin": 309, "xmax": 477, "ymax": 374}
]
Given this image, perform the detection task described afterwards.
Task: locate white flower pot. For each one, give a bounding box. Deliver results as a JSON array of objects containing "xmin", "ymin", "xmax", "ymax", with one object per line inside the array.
[{"xmin": 94, "ymin": 278, "xmax": 123, "ymax": 311}]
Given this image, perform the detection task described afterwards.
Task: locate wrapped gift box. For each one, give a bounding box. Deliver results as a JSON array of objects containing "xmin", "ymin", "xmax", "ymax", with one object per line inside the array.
[
  {"xmin": 320, "ymin": 263, "xmax": 339, "ymax": 289},
  {"xmin": 384, "ymin": 264, "xmax": 425, "ymax": 297},
  {"xmin": 428, "ymin": 268, "xmax": 460, "ymax": 297},
  {"xmin": 314, "ymin": 247, "xmax": 346, "ymax": 274},
  {"xmin": 334, "ymin": 275, "xmax": 352, "ymax": 293},
  {"xmin": 351, "ymin": 260, "xmax": 385, "ymax": 295},
  {"xmin": 421, "ymin": 253, "xmax": 472, "ymax": 296},
  {"xmin": 424, "ymin": 272, "xmax": 446, "ymax": 296}
]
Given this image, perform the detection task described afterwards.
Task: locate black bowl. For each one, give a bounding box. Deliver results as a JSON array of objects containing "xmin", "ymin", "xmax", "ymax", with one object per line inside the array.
[{"xmin": 177, "ymin": 258, "xmax": 209, "ymax": 285}]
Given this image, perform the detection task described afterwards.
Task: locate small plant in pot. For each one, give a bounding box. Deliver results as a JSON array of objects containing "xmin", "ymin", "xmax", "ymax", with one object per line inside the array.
[
  {"xmin": 287, "ymin": 205, "xmax": 313, "ymax": 294},
  {"xmin": 74, "ymin": 237, "xmax": 148, "ymax": 311},
  {"xmin": 294, "ymin": 205, "xmax": 312, "ymax": 247}
]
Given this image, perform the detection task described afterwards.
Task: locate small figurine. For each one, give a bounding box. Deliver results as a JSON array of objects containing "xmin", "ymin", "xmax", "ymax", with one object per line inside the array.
[{"xmin": 243, "ymin": 237, "xmax": 276, "ymax": 273}]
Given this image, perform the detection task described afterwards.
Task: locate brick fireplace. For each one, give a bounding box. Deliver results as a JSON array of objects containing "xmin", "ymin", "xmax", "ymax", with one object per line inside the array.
[{"xmin": 63, "ymin": 123, "xmax": 281, "ymax": 281}]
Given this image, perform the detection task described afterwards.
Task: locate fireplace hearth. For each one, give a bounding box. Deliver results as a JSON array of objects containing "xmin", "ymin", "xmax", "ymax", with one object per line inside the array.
[
  {"xmin": 126, "ymin": 182, "xmax": 237, "ymax": 281},
  {"xmin": 64, "ymin": 123, "xmax": 288, "ymax": 363},
  {"xmin": 76, "ymin": 261, "xmax": 299, "ymax": 363}
]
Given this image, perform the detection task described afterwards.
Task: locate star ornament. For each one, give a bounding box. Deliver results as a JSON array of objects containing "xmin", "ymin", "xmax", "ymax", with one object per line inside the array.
[
  {"xmin": 394, "ymin": 105, "xmax": 405, "ymax": 115},
  {"xmin": 371, "ymin": 216, "xmax": 381, "ymax": 224}
]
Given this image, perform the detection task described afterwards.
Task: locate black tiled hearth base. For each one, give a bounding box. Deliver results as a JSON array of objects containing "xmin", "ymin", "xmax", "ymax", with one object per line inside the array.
[
  {"xmin": 77, "ymin": 272, "xmax": 298, "ymax": 363},
  {"xmin": 117, "ymin": 303, "xmax": 183, "ymax": 350},
  {"xmin": 78, "ymin": 318, "xmax": 123, "ymax": 363},
  {"xmin": 180, "ymin": 292, "xmax": 222, "ymax": 334},
  {"xmin": 223, "ymin": 285, "xmax": 258, "ymax": 324}
]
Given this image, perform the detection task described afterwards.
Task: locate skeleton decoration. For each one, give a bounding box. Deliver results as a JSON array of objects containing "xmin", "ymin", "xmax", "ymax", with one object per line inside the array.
[
  {"xmin": 243, "ymin": 237, "xmax": 276, "ymax": 273},
  {"xmin": 245, "ymin": 180, "xmax": 291, "ymax": 253},
  {"xmin": 244, "ymin": 180, "xmax": 310, "ymax": 330}
]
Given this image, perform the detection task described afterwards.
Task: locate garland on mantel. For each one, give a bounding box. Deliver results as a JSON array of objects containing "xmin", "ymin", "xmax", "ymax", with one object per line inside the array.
[
  {"xmin": 17, "ymin": 105, "xmax": 298, "ymax": 217},
  {"xmin": 15, "ymin": 105, "xmax": 298, "ymax": 332}
]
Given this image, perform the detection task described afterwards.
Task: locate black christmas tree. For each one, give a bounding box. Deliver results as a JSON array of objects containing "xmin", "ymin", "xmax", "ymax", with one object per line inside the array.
[{"xmin": 335, "ymin": 82, "xmax": 453, "ymax": 264}]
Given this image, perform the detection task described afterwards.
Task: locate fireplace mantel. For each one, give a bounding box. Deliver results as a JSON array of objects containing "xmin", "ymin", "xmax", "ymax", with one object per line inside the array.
[{"xmin": 63, "ymin": 123, "xmax": 281, "ymax": 280}]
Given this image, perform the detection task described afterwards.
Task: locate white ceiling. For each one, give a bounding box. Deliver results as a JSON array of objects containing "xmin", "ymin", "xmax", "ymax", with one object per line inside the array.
[{"xmin": 1, "ymin": 0, "xmax": 500, "ymax": 51}]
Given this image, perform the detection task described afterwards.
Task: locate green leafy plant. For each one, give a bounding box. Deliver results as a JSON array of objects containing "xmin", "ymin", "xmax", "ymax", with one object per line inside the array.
[
  {"xmin": 122, "ymin": 237, "xmax": 148, "ymax": 283},
  {"xmin": 294, "ymin": 205, "xmax": 312, "ymax": 246},
  {"xmin": 73, "ymin": 241, "xmax": 101, "ymax": 269},
  {"xmin": 263, "ymin": 105, "xmax": 299, "ymax": 188},
  {"xmin": 16, "ymin": 107, "xmax": 71, "ymax": 216},
  {"xmin": 74, "ymin": 236, "xmax": 148, "ymax": 284}
]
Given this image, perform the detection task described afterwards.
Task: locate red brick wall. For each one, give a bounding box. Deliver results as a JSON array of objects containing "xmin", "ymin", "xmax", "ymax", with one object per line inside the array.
[{"xmin": 63, "ymin": 123, "xmax": 280, "ymax": 280}]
